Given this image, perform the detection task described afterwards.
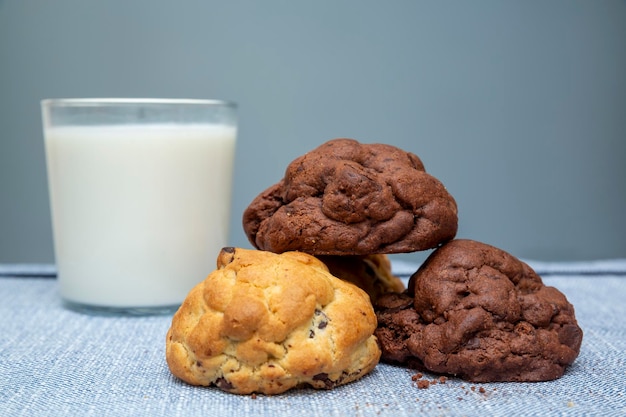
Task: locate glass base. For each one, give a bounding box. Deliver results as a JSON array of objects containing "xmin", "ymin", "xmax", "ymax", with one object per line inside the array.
[{"xmin": 62, "ymin": 299, "xmax": 180, "ymax": 316}]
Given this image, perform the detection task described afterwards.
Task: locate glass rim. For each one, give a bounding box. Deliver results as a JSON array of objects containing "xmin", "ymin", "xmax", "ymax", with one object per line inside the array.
[{"xmin": 41, "ymin": 98, "xmax": 237, "ymax": 108}]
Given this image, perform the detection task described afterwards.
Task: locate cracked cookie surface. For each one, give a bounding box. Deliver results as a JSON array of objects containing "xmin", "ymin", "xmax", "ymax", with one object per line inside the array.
[
  {"xmin": 375, "ymin": 239, "xmax": 583, "ymax": 382},
  {"xmin": 242, "ymin": 138, "xmax": 458, "ymax": 255},
  {"xmin": 166, "ymin": 247, "xmax": 381, "ymax": 394}
]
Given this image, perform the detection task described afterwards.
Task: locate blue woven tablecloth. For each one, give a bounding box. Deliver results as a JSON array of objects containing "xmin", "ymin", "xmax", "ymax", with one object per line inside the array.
[{"xmin": 1, "ymin": 259, "xmax": 625, "ymax": 417}]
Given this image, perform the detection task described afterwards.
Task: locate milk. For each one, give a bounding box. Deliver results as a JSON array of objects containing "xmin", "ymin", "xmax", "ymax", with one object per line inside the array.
[{"xmin": 44, "ymin": 124, "xmax": 236, "ymax": 309}]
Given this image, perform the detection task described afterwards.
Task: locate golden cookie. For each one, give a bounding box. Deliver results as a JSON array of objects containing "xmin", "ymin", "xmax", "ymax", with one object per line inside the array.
[{"xmin": 165, "ymin": 247, "xmax": 381, "ymax": 395}]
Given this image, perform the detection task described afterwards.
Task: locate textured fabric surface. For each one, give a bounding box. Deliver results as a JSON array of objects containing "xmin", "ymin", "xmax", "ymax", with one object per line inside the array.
[{"xmin": 1, "ymin": 260, "xmax": 625, "ymax": 416}]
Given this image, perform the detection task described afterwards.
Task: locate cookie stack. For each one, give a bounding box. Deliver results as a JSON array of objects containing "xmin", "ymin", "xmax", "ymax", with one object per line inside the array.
[{"xmin": 166, "ymin": 138, "xmax": 583, "ymax": 394}]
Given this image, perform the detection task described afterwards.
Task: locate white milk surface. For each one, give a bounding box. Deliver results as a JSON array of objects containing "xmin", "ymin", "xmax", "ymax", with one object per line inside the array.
[{"xmin": 44, "ymin": 124, "xmax": 236, "ymax": 308}]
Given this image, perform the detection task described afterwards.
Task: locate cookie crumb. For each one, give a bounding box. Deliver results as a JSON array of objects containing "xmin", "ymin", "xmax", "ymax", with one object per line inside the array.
[
  {"xmin": 251, "ymin": 393, "xmax": 257, "ymax": 399},
  {"xmin": 479, "ymin": 387, "xmax": 486, "ymax": 394},
  {"xmin": 438, "ymin": 376, "xmax": 447, "ymax": 384},
  {"xmin": 417, "ymin": 380, "xmax": 430, "ymax": 389}
]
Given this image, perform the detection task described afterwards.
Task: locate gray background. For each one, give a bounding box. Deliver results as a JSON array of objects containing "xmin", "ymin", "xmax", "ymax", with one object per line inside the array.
[{"xmin": 1, "ymin": 0, "xmax": 625, "ymax": 265}]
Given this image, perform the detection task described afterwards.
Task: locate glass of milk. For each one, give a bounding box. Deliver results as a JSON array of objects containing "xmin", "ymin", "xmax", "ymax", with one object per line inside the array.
[{"xmin": 41, "ymin": 98, "xmax": 237, "ymax": 315}]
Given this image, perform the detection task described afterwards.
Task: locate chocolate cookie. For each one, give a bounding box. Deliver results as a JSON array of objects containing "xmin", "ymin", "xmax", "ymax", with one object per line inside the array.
[
  {"xmin": 166, "ymin": 247, "xmax": 381, "ymax": 395},
  {"xmin": 243, "ymin": 138, "xmax": 458, "ymax": 255},
  {"xmin": 375, "ymin": 239, "xmax": 583, "ymax": 382},
  {"xmin": 317, "ymin": 254, "xmax": 405, "ymax": 303}
]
